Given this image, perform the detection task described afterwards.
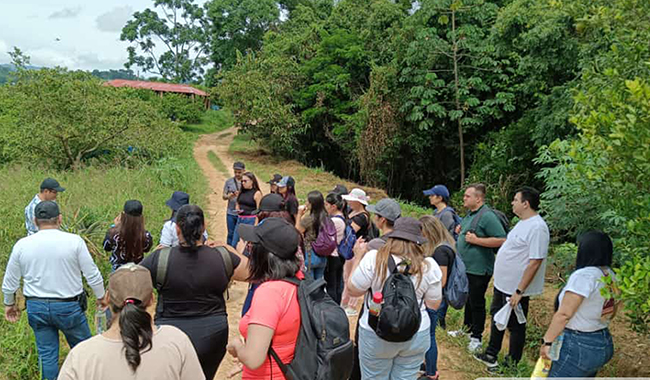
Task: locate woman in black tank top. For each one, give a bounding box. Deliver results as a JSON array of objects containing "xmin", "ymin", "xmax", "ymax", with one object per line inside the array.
[{"xmin": 231, "ymin": 172, "xmax": 262, "ymax": 247}]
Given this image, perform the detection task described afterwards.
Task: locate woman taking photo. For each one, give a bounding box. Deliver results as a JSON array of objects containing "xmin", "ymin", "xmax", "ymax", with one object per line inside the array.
[
  {"xmin": 419, "ymin": 215, "xmax": 456, "ymax": 380},
  {"xmin": 140, "ymin": 205, "xmax": 249, "ymax": 380},
  {"xmin": 277, "ymin": 176, "xmax": 299, "ymax": 223},
  {"xmin": 296, "ymin": 190, "xmax": 330, "ymax": 280},
  {"xmin": 227, "ymin": 217, "xmax": 303, "ymax": 380},
  {"xmin": 347, "ymin": 217, "xmax": 443, "ymax": 380},
  {"xmin": 540, "ymin": 230, "xmax": 617, "ymax": 378},
  {"xmin": 58, "ymin": 263, "xmax": 204, "ymax": 379},
  {"xmin": 231, "ymin": 172, "xmax": 263, "ymax": 247},
  {"xmin": 103, "ymin": 200, "xmax": 153, "ymax": 271},
  {"xmin": 324, "ymin": 192, "xmax": 347, "ymax": 305}
]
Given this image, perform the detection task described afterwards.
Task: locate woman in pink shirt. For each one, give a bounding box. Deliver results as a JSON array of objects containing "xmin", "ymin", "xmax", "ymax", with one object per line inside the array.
[{"xmin": 227, "ymin": 217, "xmax": 303, "ymax": 379}]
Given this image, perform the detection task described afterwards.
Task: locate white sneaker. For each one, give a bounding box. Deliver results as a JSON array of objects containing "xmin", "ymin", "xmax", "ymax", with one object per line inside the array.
[
  {"xmin": 447, "ymin": 329, "xmax": 467, "ymax": 338},
  {"xmin": 468, "ymin": 337, "xmax": 482, "ymax": 353}
]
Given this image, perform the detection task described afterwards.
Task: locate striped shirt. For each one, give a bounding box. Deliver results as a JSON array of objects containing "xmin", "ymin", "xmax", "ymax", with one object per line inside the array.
[{"xmin": 24, "ymin": 194, "xmax": 42, "ymax": 235}]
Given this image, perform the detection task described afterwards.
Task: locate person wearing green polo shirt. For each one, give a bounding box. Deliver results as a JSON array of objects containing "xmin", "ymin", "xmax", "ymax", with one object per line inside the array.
[{"xmin": 449, "ymin": 183, "xmax": 506, "ymax": 353}]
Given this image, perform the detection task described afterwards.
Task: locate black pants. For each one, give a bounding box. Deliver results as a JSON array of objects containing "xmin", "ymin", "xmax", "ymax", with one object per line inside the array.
[
  {"xmin": 350, "ymin": 308, "xmax": 362, "ymax": 380},
  {"xmin": 324, "ymin": 256, "xmax": 345, "ymax": 305},
  {"xmin": 485, "ymin": 288, "xmax": 530, "ymax": 363},
  {"xmin": 158, "ymin": 314, "xmax": 229, "ymax": 379},
  {"xmin": 463, "ymin": 273, "xmax": 492, "ymax": 340}
]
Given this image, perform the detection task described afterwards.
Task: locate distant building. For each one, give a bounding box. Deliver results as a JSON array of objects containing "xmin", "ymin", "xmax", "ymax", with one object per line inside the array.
[{"xmin": 105, "ymin": 79, "xmax": 210, "ymax": 109}]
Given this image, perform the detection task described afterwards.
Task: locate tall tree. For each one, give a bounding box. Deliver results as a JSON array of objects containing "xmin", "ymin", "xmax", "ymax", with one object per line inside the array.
[{"xmin": 121, "ymin": 0, "xmax": 210, "ymax": 82}]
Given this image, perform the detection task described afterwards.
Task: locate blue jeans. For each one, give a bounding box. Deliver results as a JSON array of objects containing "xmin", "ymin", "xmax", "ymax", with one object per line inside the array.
[
  {"xmin": 437, "ymin": 299, "xmax": 448, "ymax": 328},
  {"xmin": 231, "ymin": 216, "xmax": 256, "ymax": 247},
  {"xmin": 424, "ymin": 308, "xmax": 439, "ymax": 375},
  {"xmin": 306, "ymin": 250, "xmax": 327, "ymax": 280},
  {"xmin": 226, "ymin": 213, "xmax": 239, "ymax": 247},
  {"xmin": 549, "ymin": 328, "xmax": 614, "ymax": 378},
  {"xmin": 26, "ymin": 300, "xmax": 91, "ymax": 380},
  {"xmin": 359, "ymin": 327, "xmax": 430, "ymax": 380}
]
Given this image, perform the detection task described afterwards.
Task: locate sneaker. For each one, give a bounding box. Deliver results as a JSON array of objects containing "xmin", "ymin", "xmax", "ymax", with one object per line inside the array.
[
  {"xmin": 447, "ymin": 329, "xmax": 467, "ymax": 337},
  {"xmin": 467, "ymin": 337, "xmax": 482, "ymax": 353},
  {"xmin": 344, "ymin": 307, "xmax": 358, "ymax": 316},
  {"xmin": 417, "ymin": 372, "xmax": 439, "ymax": 380},
  {"xmin": 474, "ymin": 352, "xmax": 498, "ymax": 368}
]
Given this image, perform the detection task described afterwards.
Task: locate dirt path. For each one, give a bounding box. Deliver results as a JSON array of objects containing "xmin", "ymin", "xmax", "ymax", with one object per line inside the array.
[
  {"xmin": 193, "ymin": 127, "xmax": 473, "ymax": 380},
  {"xmin": 193, "ymin": 128, "xmax": 248, "ymax": 380}
]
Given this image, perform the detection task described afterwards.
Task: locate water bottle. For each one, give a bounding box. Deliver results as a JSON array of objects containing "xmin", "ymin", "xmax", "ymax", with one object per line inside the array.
[
  {"xmin": 549, "ymin": 333, "xmax": 564, "ymax": 361},
  {"xmin": 95, "ymin": 310, "xmax": 107, "ymax": 335},
  {"xmin": 369, "ymin": 292, "xmax": 383, "ymax": 316}
]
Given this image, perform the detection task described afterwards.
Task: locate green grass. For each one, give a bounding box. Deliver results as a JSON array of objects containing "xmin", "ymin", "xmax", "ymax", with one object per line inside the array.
[
  {"xmin": 207, "ymin": 150, "xmax": 229, "ymax": 176},
  {"xmin": 0, "ymin": 128, "xmax": 209, "ymax": 380},
  {"xmin": 180, "ymin": 109, "xmax": 234, "ymax": 135}
]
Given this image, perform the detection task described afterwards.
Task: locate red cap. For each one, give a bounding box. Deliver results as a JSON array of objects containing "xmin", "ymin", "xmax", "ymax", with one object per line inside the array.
[{"xmin": 372, "ymin": 292, "xmax": 383, "ymax": 304}]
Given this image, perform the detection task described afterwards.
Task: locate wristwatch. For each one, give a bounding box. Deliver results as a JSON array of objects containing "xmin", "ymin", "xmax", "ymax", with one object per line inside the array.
[
  {"xmin": 515, "ymin": 288, "xmax": 523, "ymax": 295},
  {"xmin": 541, "ymin": 339, "xmax": 553, "ymax": 346}
]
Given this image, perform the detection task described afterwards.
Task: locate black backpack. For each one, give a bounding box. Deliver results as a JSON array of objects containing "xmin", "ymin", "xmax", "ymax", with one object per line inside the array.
[
  {"xmin": 363, "ymin": 212, "xmax": 381, "ymax": 240},
  {"xmin": 269, "ymin": 277, "xmax": 354, "ymax": 380},
  {"xmin": 367, "ymin": 256, "xmax": 423, "ymax": 342},
  {"xmin": 469, "ymin": 205, "xmax": 510, "ymax": 234}
]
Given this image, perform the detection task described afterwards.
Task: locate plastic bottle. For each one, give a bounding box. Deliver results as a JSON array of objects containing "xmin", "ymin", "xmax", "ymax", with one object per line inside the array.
[
  {"xmin": 549, "ymin": 333, "xmax": 564, "ymax": 361},
  {"xmin": 369, "ymin": 292, "xmax": 383, "ymax": 317},
  {"xmin": 95, "ymin": 310, "xmax": 107, "ymax": 335},
  {"xmin": 531, "ymin": 357, "xmax": 551, "ymax": 378}
]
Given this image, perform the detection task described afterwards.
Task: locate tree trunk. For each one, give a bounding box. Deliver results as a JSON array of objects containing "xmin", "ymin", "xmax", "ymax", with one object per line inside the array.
[{"xmin": 451, "ymin": 9, "xmax": 465, "ymax": 187}]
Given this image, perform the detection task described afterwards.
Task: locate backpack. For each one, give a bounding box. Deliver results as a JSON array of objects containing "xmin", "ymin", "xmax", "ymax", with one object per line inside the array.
[
  {"xmin": 311, "ymin": 218, "xmax": 338, "ymax": 257},
  {"xmin": 333, "ymin": 215, "xmax": 357, "ymax": 260},
  {"xmin": 469, "ymin": 205, "xmax": 510, "ymax": 235},
  {"xmin": 363, "ymin": 212, "xmax": 381, "ymax": 240},
  {"xmin": 367, "ymin": 256, "xmax": 423, "ymax": 342},
  {"xmin": 438, "ymin": 206, "xmax": 462, "ymax": 240},
  {"xmin": 438, "ymin": 243, "xmax": 469, "ymax": 309},
  {"xmin": 269, "ymin": 277, "xmax": 354, "ymax": 380}
]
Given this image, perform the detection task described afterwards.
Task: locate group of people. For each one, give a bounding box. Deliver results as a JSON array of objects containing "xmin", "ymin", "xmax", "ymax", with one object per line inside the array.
[{"xmin": 1, "ymin": 170, "xmax": 618, "ymax": 380}]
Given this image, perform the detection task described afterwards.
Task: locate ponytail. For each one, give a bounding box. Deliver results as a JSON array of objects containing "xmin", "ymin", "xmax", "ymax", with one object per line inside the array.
[
  {"xmin": 111, "ymin": 300, "xmax": 153, "ymax": 372},
  {"xmin": 176, "ymin": 205, "xmax": 205, "ymax": 250},
  {"xmin": 326, "ymin": 192, "xmax": 348, "ymax": 219}
]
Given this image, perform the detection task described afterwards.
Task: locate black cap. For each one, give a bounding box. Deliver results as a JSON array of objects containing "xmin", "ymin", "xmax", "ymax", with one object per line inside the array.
[
  {"xmin": 233, "ymin": 162, "xmax": 245, "ymax": 170},
  {"xmin": 384, "ymin": 217, "xmax": 427, "ymax": 245},
  {"xmin": 123, "ymin": 200, "xmax": 143, "ymax": 216},
  {"xmin": 267, "ymin": 174, "xmax": 283, "ymax": 184},
  {"xmin": 40, "ymin": 178, "xmax": 65, "ymax": 192},
  {"xmin": 332, "ymin": 184, "xmax": 348, "ymax": 195},
  {"xmin": 254, "ymin": 194, "xmax": 284, "ymax": 214},
  {"xmin": 165, "ymin": 191, "xmax": 190, "ymax": 211},
  {"xmin": 34, "ymin": 201, "xmax": 60, "ymax": 219},
  {"xmin": 237, "ymin": 217, "xmax": 300, "ymax": 259}
]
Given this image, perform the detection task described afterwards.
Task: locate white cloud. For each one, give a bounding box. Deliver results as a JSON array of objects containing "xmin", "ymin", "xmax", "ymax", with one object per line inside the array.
[
  {"xmin": 0, "ymin": 40, "xmax": 8, "ymax": 57},
  {"xmin": 96, "ymin": 6, "xmax": 134, "ymax": 33},
  {"xmin": 48, "ymin": 7, "xmax": 82, "ymax": 19}
]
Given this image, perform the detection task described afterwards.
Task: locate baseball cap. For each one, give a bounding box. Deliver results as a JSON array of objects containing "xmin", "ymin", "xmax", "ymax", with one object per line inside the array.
[
  {"xmin": 34, "ymin": 201, "xmax": 60, "ymax": 219},
  {"xmin": 40, "ymin": 178, "xmax": 65, "ymax": 192},
  {"xmin": 384, "ymin": 217, "xmax": 427, "ymax": 245},
  {"xmin": 342, "ymin": 188, "xmax": 369, "ymax": 206},
  {"xmin": 277, "ymin": 176, "xmax": 295, "ymax": 188},
  {"xmin": 237, "ymin": 217, "xmax": 300, "ymax": 259},
  {"xmin": 108, "ymin": 263, "xmax": 153, "ymax": 307},
  {"xmin": 233, "ymin": 162, "xmax": 246, "ymax": 170},
  {"xmin": 366, "ymin": 198, "xmax": 401, "ymax": 222},
  {"xmin": 423, "ymin": 184, "xmax": 450, "ymax": 199},
  {"xmin": 123, "ymin": 200, "xmax": 143, "ymax": 216},
  {"xmin": 267, "ymin": 174, "xmax": 283, "ymax": 185},
  {"xmin": 254, "ymin": 193, "xmax": 284, "ymax": 214},
  {"xmin": 165, "ymin": 191, "xmax": 190, "ymax": 211}
]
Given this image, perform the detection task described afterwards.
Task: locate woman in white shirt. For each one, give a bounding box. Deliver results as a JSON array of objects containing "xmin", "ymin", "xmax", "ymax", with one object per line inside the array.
[
  {"xmin": 540, "ymin": 230, "xmax": 617, "ymax": 377},
  {"xmin": 347, "ymin": 217, "xmax": 442, "ymax": 380}
]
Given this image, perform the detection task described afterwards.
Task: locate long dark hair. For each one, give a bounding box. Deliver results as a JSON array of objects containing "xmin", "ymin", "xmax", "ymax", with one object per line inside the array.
[
  {"xmin": 307, "ymin": 191, "xmax": 328, "ymax": 232},
  {"xmin": 241, "ymin": 172, "xmax": 261, "ymax": 193},
  {"xmin": 110, "ymin": 299, "xmax": 153, "ymax": 372},
  {"xmin": 326, "ymin": 192, "xmax": 348, "ymax": 219},
  {"xmin": 247, "ymin": 242, "xmax": 301, "ymax": 283},
  {"xmin": 176, "ymin": 205, "xmax": 204, "ymax": 251},
  {"xmin": 118, "ymin": 213, "xmax": 146, "ymax": 262},
  {"xmin": 282, "ymin": 180, "xmax": 298, "ymax": 205},
  {"xmin": 257, "ymin": 210, "xmax": 293, "ymax": 224}
]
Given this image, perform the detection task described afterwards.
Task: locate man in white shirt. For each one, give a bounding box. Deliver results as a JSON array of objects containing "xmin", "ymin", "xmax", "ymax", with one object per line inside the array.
[
  {"xmin": 474, "ymin": 186, "xmax": 550, "ymax": 370},
  {"xmin": 24, "ymin": 178, "xmax": 65, "ymax": 235},
  {"xmin": 3, "ymin": 201, "xmax": 106, "ymax": 380}
]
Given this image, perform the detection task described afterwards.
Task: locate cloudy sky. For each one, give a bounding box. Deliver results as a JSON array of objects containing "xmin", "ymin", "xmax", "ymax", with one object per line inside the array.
[{"xmin": 0, "ymin": 1, "xmax": 206, "ymax": 72}]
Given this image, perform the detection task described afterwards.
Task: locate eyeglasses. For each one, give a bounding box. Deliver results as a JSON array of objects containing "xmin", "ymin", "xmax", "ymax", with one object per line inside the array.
[{"xmin": 241, "ymin": 179, "xmax": 251, "ymax": 183}]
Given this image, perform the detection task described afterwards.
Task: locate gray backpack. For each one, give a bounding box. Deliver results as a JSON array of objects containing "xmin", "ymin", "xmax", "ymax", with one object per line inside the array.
[{"xmin": 440, "ymin": 243, "xmax": 469, "ymax": 309}]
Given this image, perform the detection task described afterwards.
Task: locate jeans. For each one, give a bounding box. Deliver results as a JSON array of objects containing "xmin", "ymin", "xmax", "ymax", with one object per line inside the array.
[
  {"xmin": 226, "ymin": 213, "xmax": 238, "ymax": 247},
  {"xmin": 324, "ymin": 256, "xmax": 345, "ymax": 305},
  {"xmin": 436, "ymin": 299, "xmax": 448, "ymax": 329},
  {"xmin": 26, "ymin": 300, "xmax": 92, "ymax": 380},
  {"xmin": 548, "ymin": 328, "xmax": 614, "ymax": 378},
  {"xmin": 463, "ymin": 273, "xmax": 492, "ymax": 340},
  {"xmin": 485, "ymin": 287, "xmax": 530, "ymax": 362},
  {"xmin": 231, "ymin": 216, "xmax": 256, "ymax": 248},
  {"xmin": 306, "ymin": 250, "xmax": 327, "ymax": 280},
  {"xmin": 358, "ymin": 327, "xmax": 430, "ymax": 380},
  {"xmin": 424, "ymin": 308, "xmax": 439, "ymax": 375}
]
